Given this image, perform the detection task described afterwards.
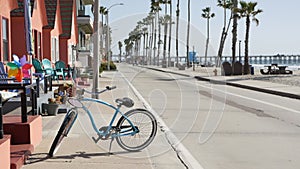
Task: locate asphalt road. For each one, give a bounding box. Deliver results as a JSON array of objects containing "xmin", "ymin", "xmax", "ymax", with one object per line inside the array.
[{"xmin": 118, "ymin": 64, "xmax": 300, "ymax": 169}]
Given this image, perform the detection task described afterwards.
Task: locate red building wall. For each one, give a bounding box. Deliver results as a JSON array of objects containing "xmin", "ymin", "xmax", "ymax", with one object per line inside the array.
[
  {"xmin": 42, "ymin": 28, "xmax": 51, "ymax": 60},
  {"xmin": 0, "ymin": 0, "xmax": 18, "ymax": 62},
  {"xmin": 11, "ymin": 16, "xmax": 27, "ymax": 58},
  {"xmin": 32, "ymin": 0, "xmax": 48, "ymax": 60},
  {"xmin": 59, "ymin": 37, "xmax": 68, "ymax": 64}
]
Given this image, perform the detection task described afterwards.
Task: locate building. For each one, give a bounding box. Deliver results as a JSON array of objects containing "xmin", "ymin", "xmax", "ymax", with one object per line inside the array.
[
  {"xmin": 0, "ymin": 0, "xmax": 19, "ymax": 62},
  {"xmin": 0, "ymin": 0, "xmax": 94, "ymax": 69}
]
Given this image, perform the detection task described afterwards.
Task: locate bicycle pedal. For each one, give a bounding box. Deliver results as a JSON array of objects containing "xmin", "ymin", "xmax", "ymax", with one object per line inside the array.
[
  {"xmin": 92, "ymin": 135, "xmax": 101, "ymax": 143},
  {"xmin": 99, "ymin": 126, "xmax": 109, "ymax": 132}
]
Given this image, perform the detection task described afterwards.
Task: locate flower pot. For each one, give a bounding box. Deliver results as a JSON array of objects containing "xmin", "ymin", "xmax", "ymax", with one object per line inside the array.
[{"xmin": 42, "ymin": 103, "xmax": 59, "ymax": 116}]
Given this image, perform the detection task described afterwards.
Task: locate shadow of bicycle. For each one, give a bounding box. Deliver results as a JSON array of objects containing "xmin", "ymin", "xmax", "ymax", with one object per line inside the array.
[{"xmin": 26, "ymin": 151, "xmax": 141, "ymax": 165}]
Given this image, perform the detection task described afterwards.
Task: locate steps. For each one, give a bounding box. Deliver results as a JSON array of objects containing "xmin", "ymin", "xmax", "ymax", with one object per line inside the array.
[
  {"xmin": 0, "ymin": 135, "xmax": 10, "ymax": 169},
  {"xmin": 3, "ymin": 115, "xmax": 42, "ymax": 146},
  {"xmin": 2, "ymin": 115, "xmax": 42, "ymax": 169},
  {"xmin": 10, "ymin": 144, "xmax": 34, "ymax": 169}
]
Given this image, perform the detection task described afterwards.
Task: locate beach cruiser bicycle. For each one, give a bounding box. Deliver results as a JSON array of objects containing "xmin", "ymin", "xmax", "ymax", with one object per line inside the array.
[{"xmin": 48, "ymin": 85, "xmax": 157, "ymax": 157}]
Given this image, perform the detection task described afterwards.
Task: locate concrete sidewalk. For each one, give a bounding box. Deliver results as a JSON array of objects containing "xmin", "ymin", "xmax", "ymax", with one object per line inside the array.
[
  {"xmin": 21, "ymin": 70, "xmax": 186, "ymax": 169},
  {"xmin": 142, "ymin": 65, "xmax": 300, "ymax": 99}
]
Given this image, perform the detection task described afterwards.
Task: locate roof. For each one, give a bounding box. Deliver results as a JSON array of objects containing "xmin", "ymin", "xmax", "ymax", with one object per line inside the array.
[
  {"xmin": 59, "ymin": 0, "xmax": 73, "ymax": 38},
  {"xmin": 44, "ymin": 0, "xmax": 57, "ymax": 28},
  {"xmin": 10, "ymin": 0, "xmax": 24, "ymax": 17}
]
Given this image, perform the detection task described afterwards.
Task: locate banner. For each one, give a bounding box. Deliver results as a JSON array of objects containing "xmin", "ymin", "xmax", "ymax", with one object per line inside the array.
[{"xmin": 24, "ymin": 0, "xmax": 33, "ymax": 55}]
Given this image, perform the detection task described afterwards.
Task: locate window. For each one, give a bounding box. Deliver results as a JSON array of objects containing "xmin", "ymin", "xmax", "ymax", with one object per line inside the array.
[
  {"xmin": 2, "ymin": 18, "xmax": 9, "ymax": 61},
  {"xmin": 34, "ymin": 30, "xmax": 41, "ymax": 60},
  {"xmin": 51, "ymin": 37, "xmax": 59, "ymax": 62}
]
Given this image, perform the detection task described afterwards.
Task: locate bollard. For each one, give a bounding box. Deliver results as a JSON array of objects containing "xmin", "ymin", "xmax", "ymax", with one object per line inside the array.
[{"xmin": 213, "ymin": 69, "xmax": 217, "ymax": 76}]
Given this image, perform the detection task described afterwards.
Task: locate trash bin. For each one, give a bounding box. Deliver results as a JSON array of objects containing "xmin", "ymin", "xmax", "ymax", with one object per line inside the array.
[{"xmin": 250, "ymin": 66, "xmax": 254, "ymax": 75}]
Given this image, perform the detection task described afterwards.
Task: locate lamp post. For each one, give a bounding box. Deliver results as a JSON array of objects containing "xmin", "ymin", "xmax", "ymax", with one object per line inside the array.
[{"xmin": 105, "ymin": 3, "xmax": 124, "ymax": 70}]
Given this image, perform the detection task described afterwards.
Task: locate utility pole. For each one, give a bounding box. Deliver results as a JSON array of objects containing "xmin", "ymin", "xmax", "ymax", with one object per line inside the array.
[{"xmin": 92, "ymin": 0, "xmax": 100, "ymax": 99}]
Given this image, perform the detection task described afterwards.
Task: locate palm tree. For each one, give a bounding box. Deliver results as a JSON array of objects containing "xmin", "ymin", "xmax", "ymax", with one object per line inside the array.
[
  {"xmin": 161, "ymin": 0, "xmax": 171, "ymax": 68},
  {"xmin": 148, "ymin": 12, "xmax": 155, "ymax": 65},
  {"xmin": 236, "ymin": 1, "xmax": 262, "ymax": 74},
  {"xmin": 201, "ymin": 7, "xmax": 215, "ymax": 66},
  {"xmin": 160, "ymin": 14, "xmax": 171, "ymax": 68},
  {"xmin": 216, "ymin": 0, "xmax": 233, "ymax": 67},
  {"xmin": 175, "ymin": 0, "xmax": 180, "ymax": 68},
  {"xmin": 124, "ymin": 38, "xmax": 133, "ymax": 59},
  {"xmin": 118, "ymin": 41, "xmax": 123, "ymax": 62},
  {"xmin": 150, "ymin": 0, "xmax": 162, "ymax": 65},
  {"xmin": 186, "ymin": 0, "xmax": 191, "ymax": 68}
]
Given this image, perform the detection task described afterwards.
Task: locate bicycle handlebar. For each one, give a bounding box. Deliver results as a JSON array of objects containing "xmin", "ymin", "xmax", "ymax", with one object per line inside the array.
[
  {"xmin": 68, "ymin": 72, "xmax": 117, "ymax": 97},
  {"xmin": 77, "ymin": 85, "xmax": 117, "ymax": 96}
]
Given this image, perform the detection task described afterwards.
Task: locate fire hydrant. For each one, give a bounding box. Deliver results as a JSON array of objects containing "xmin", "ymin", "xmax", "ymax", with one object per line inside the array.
[{"xmin": 213, "ymin": 69, "xmax": 217, "ymax": 76}]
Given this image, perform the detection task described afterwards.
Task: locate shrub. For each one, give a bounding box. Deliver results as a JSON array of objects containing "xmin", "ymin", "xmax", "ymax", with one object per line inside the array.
[{"xmin": 99, "ymin": 61, "xmax": 117, "ymax": 73}]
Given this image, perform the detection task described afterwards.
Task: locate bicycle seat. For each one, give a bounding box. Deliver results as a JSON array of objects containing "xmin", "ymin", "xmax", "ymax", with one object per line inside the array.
[{"xmin": 115, "ymin": 97, "xmax": 134, "ymax": 108}]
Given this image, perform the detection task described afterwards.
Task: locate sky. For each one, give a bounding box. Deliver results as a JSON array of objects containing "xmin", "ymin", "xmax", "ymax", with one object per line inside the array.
[{"xmin": 100, "ymin": 0, "xmax": 300, "ymax": 57}]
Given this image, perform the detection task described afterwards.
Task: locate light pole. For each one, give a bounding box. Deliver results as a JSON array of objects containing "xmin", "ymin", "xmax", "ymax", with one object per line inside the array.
[{"xmin": 105, "ymin": 3, "xmax": 124, "ymax": 70}]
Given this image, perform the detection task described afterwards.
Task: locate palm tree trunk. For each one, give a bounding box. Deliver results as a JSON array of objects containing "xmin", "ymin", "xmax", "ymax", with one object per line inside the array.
[
  {"xmin": 153, "ymin": 13, "xmax": 158, "ymax": 65},
  {"xmin": 176, "ymin": 0, "xmax": 180, "ymax": 68},
  {"xmin": 168, "ymin": 1, "xmax": 172, "ymax": 67},
  {"xmin": 149, "ymin": 16, "xmax": 154, "ymax": 65},
  {"xmin": 162, "ymin": 4, "xmax": 168, "ymax": 68},
  {"xmin": 186, "ymin": 0, "xmax": 191, "ymax": 68},
  {"xmin": 204, "ymin": 18, "xmax": 209, "ymax": 66},
  {"xmin": 217, "ymin": 13, "xmax": 232, "ymax": 67},
  {"xmin": 244, "ymin": 16, "xmax": 250, "ymax": 74},
  {"xmin": 232, "ymin": 0, "xmax": 238, "ymax": 67},
  {"xmin": 157, "ymin": 11, "xmax": 161, "ymax": 66},
  {"xmin": 145, "ymin": 32, "xmax": 149, "ymax": 64}
]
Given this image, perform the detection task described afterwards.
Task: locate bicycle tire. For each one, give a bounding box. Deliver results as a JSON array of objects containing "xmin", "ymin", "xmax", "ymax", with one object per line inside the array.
[
  {"xmin": 48, "ymin": 109, "xmax": 78, "ymax": 157},
  {"xmin": 116, "ymin": 108, "xmax": 157, "ymax": 152}
]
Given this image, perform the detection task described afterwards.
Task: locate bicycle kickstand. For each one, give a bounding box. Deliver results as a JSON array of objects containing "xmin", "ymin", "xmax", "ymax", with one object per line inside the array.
[{"xmin": 108, "ymin": 137, "xmax": 114, "ymax": 155}]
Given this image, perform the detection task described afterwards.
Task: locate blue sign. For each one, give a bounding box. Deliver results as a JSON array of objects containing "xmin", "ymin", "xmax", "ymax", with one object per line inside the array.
[{"xmin": 189, "ymin": 51, "xmax": 197, "ymax": 62}]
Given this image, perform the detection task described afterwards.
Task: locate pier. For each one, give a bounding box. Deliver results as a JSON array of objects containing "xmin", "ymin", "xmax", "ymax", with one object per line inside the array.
[{"xmin": 196, "ymin": 54, "xmax": 300, "ymax": 65}]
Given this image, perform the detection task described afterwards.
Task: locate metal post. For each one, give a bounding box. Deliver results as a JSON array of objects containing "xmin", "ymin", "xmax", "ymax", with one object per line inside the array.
[
  {"xmin": 92, "ymin": 0, "xmax": 100, "ymax": 99},
  {"xmin": 193, "ymin": 46, "xmax": 195, "ymax": 71},
  {"xmin": 106, "ymin": 12, "xmax": 110, "ymax": 70},
  {"xmin": 239, "ymin": 40, "xmax": 241, "ymax": 62},
  {"xmin": 105, "ymin": 3, "xmax": 124, "ymax": 71},
  {"xmin": 21, "ymin": 87, "xmax": 27, "ymax": 123},
  {"xmin": 0, "ymin": 94, "xmax": 3, "ymax": 139}
]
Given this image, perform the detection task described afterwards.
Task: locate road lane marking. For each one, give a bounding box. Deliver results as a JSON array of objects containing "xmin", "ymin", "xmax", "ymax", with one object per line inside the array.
[{"xmin": 182, "ymin": 79, "xmax": 300, "ymax": 114}]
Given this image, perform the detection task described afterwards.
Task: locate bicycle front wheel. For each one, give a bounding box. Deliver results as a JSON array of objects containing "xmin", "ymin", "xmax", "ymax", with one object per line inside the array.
[
  {"xmin": 48, "ymin": 109, "xmax": 78, "ymax": 157},
  {"xmin": 116, "ymin": 108, "xmax": 157, "ymax": 152}
]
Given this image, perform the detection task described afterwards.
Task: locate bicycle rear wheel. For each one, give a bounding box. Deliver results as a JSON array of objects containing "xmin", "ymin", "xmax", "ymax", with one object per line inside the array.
[
  {"xmin": 116, "ymin": 108, "xmax": 157, "ymax": 152},
  {"xmin": 48, "ymin": 109, "xmax": 78, "ymax": 157}
]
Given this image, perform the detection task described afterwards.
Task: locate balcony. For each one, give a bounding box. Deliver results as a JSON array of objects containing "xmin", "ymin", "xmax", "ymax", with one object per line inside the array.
[
  {"xmin": 77, "ymin": 15, "xmax": 93, "ymax": 34},
  {"xmin": 82, "ymin": 0, "xmax": 94, "ymax": 5}
]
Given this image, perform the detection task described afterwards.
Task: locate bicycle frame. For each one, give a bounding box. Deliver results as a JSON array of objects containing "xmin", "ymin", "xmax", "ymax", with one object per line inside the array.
[{"xmin": 71, "ymin": 97, "xmax": 139, "ymax": 140}]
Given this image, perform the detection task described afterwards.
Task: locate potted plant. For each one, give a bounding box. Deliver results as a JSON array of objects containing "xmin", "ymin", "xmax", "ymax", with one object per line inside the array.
[{"xmin": 42, "ymin": 98, "xmax": 59, "ymax": 116}]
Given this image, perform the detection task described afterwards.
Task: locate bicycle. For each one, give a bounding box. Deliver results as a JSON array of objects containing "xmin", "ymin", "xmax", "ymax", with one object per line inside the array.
[{"xmin": 48, "ymin": 85, "xmax": 157, "ymax": 157}]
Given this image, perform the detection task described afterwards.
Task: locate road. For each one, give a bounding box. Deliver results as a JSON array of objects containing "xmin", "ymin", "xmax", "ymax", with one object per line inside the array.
[{"xmin": 117, "ymin": 63, "xmax": 300, "ymax": 169}]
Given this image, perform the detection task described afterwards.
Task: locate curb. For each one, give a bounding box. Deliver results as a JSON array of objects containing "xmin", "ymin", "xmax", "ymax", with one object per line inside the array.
[
  {"xmin": 194, "ymin": 76, "xmax": 300, "ymax": 100},
  {"xmin": 141, "ymin": 66, "xmax": 300, "ymax": 100}
]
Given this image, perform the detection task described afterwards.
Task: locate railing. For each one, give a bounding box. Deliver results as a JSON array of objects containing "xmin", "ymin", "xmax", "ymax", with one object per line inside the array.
[{"xmin": 0, "ymin": 75, "xmax": 53, "ymax": 139}]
